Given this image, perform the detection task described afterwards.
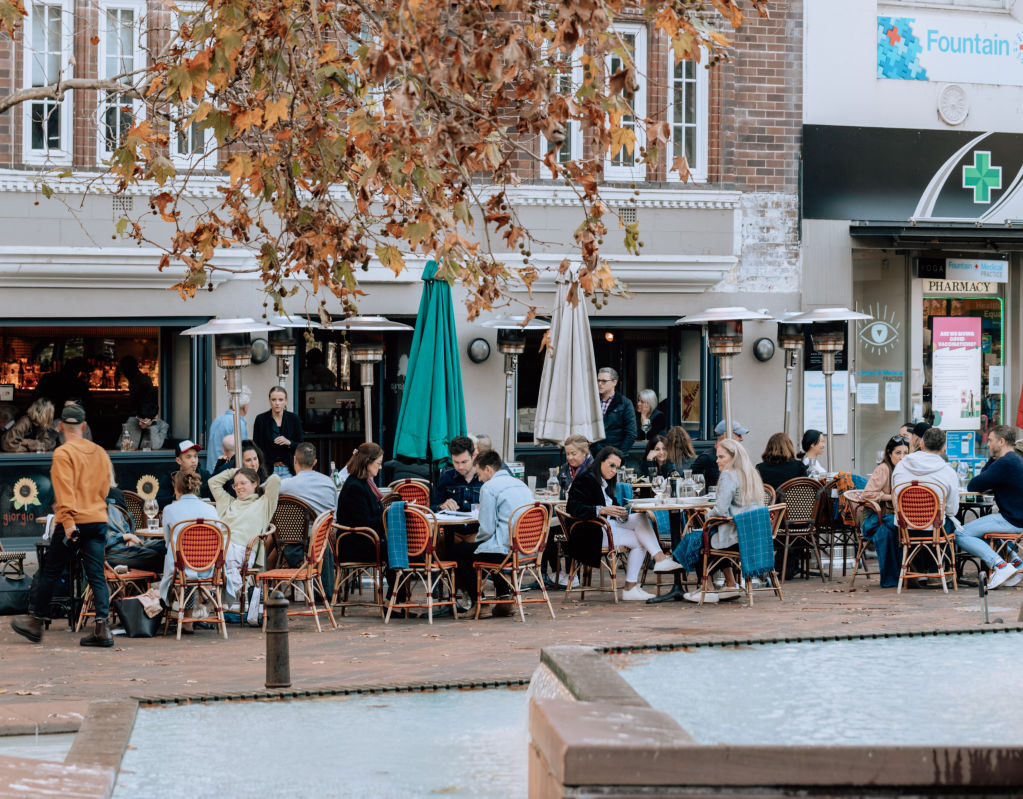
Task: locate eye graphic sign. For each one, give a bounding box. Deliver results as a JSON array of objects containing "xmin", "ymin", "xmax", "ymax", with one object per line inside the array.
[{"xmin": 878, "ymin": 14, "xmax": 1023, "ymax": 86}]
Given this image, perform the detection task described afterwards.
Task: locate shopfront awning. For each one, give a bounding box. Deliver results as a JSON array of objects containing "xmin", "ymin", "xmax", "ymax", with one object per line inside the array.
[{"xmin": 849, "ymin": 220, "xmax": 1023, "ymax": 251}]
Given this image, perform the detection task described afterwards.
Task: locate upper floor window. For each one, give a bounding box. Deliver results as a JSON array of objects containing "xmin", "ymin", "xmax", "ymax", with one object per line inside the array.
[
  {"xmin": 604, "ymin": 24, "xmax": 647, "ymax": 182},
  {"xmin": 667, "ymin": 56, "xmax": 708, "ymax": 182},
  {"xmin": 542, "ymin": 47, "xmax": 584, "ymax": 166},
  {"xmin": 171, "ymin": 3, "xmax": 212, "ymax": 168},
  {"xmin": 98, "ymin": 1, "xmax": 145, "ymax": 161},
  {"xmin": 23, "ymin": 0, "xmax": 73, "ymax": 163}
]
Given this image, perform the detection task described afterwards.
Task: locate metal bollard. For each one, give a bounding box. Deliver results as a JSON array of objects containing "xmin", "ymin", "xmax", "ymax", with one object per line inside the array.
[
  {"xmin": 979, "ymin": 574, "xmax": 990, "ymax": 625},
  {"xmin": 264, "ymin": 590, "xmax": 291, "ymax": 689}
]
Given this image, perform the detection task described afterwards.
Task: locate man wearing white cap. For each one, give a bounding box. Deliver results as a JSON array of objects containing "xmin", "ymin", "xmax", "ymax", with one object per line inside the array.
[
  {"xmin": 692, "ymin": 420, "xmax": 749, "ymax": 488},
  {"xmin": 157, "ymin": 439, "xmax": 212, "ymax": 508}
]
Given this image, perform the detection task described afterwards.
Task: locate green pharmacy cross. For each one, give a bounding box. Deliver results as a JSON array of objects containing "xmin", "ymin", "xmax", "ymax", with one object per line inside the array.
[{"xmin": 962, "ymin": 150, "xmax": 1002, "ymax": 204}]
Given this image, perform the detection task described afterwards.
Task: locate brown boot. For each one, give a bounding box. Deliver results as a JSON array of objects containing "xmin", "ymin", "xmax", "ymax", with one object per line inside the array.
[
  {"xmin": 10, "ymin": 615, "xmax": 43, "ymax": 643},
  {"xmin": 80, "ymin": 618, "xmax": 114, "ymax": 648}
]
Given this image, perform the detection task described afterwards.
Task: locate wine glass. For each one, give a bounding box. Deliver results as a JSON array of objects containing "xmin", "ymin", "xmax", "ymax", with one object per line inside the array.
[
  {"xmin": 693, "ymin": 474, "xmax": 706, "ymax": 496},
  {"xmin": 143, "ymin": 498, "xmax": 159, "ymax": 531},
  {"xmin": 651, "ymin": 474, "xmax": 666, "ymax": 502}
]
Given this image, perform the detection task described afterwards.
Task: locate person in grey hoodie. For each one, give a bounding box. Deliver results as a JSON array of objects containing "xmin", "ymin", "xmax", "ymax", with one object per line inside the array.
[{"xmin": 891, "ymin": 427, "xmax": 960, "ymax": 586}]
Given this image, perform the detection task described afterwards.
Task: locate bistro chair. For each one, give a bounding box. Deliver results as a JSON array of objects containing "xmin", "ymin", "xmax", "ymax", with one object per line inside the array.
[
  {"xmin": 266, "ymin": 496, "xmax": 316, "ymax": 569},
  {"xmin": 121, "ymin": 490, "xmax": 147, "ymax": 530},
  {"xmin": 239, "ymin": 523, "xmax": 276, "ymax": 621},
  {"xmin": 776, "ymin": 477, "xmax": 827, "ymax": 583},
  {"xmin": 332, "ymin": 523, "xmax": 386, "ymax": 618},
  {"xmin": 76, "ymin": 506, "xmax": 157, "ymax": 631},
  {"xmin": 0, "ymin": 540, "xmax": 26, "ymax": 579},
  {"xmin": 389, "ymin": 479, "xmax": 431, "ymax": 507},
  {"xmin": 762, "ymin": 485, "xmax": 777, "ymax": 506},
  {"xmin": 256, "ymin": 510, "xmax": 337, "ymax": 632},
  {"xmin": 162, "ymin": 518, "xmax": 231, "ymax": 640},
  {"xmin": 895, "ymin": 481, "xmax": 957, "ymax": 594},
  {"xmin": 842, "ymin": 489, "xmax": 879, "ymax": 587},
  {"xmin": 816, "ymin": 477, "xmax": 864, "ymax": 579},
  {"xmin": 694, "ymin": 504, "xmax": 787, "ymax": 606},
  {"xmin": 555, "ymin": 507, "xmax": 620, "ymax": 604},
  {"xmin": 384, "ymin": 504, "xmax": 458, "ymax": 624},
  {"xmin": 474, "ymin": 502, "xmax": 555, "ymax": 622}
]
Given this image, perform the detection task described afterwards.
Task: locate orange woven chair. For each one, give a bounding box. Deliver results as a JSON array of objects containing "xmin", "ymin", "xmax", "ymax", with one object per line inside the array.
[
  {"xmin": 474, "ymin": 502, "xmax": 555, "ymax": 622},
  {"xmin": 256, "ymin": 511, "xmax": 337, "ymax": 632},
  {"xmin": 332, "ymin": 524, "xmax": 386, "ymax": 618},
  {"xmin": 121, "ymin": 490, "xmax": 147, "ymax": 530},
  {"xmin": 162, "ymin": 519, "xmax": 230, "ymax": 640},
  {"xmin": 895, "ymin": 480, "xmax": 957, "ymax": 593},
  {"xmin": 555, "ymin": 507, "xmax": 620, "ymax": 604},
  {"xmin": 389, "ymin": 479, "xmax": 431, "ymax": 507},
  {"xmin": 384, "ymin": 504, "xmax": 458, "ymax": 624},
  {"xmin": 776, "ymin": 477, "xmax": 827, "ymax": 583}
]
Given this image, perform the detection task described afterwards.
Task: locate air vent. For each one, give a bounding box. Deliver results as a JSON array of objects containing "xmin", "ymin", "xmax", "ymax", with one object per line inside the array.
[
  {"xmin": 112, "ymin": 195, "xmax": 133, "ymax": 214},
  {"xmin": 615, "ymin": 205, "xmax": 637, "ymax": 225}
]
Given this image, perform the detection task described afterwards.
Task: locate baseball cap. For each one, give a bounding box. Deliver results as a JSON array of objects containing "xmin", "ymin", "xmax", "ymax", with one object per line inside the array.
[
  {"xmin": 60, "ymin": 403, "xmax": 86, "ymax": 424},
  {"xmin": 176, "ymin": 440, "xmax": 201, "ymax": 456},
  {"xmin": 714, "ymin": 420, "xmax": 750, "ymax": 437},
  {"xmin": 911, "ymin": 422, "xmax": 932, "ymax": 438}
]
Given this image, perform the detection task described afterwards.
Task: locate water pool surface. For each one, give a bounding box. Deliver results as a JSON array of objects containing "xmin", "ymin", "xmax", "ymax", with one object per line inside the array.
[
  {"xmin": 113, "ymin": 687, "xmax": 527, "ymax": 798},
  {"xmin": 617, "ymin": 632, "xmax": 1023, "ymax": 746},
  {"xmin": 0, "ymin": 732, "xmax": 74, "ymax": 762}
]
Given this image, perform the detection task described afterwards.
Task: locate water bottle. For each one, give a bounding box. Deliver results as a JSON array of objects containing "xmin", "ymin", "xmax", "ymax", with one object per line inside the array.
[
  {"xmin": 119, "ymin": 424, "xmax": 133, "ymax": 451},
  {"xmin": 330, "ymin": 460, "xmax": 343, "ymax": 490},
  {"xmin": 681, "ymin": 469, "xmax": 696, "ymax": 498},
  {"xmin": 546, "ymin": 467, "xmax": 560, "ymax": 499},
  {"xmin": 957, "ymin": 461, "xmax": 968, "ymax": 490}
]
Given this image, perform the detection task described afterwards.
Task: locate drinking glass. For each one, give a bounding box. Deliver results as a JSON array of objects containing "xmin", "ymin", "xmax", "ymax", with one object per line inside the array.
[
  {"xmin": 143, "ymin": 498, "xmax": 159, "ymax": 531},
  {"xmin": 527, "ymin": 475, "xmax": 537, "ymax": 495},
  {"xmin": 646, "ymin": 467, "xmax": 656, "ymax": 481},
  {"xmin": 693, "ymin": 474, "xmax": 706, "ymax": 496}
]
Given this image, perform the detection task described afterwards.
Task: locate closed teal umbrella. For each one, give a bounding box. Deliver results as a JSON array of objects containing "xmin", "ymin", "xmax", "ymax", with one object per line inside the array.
[{"xmin": 393, "ymin": 260, "xmax": 467, "ymax": 461}]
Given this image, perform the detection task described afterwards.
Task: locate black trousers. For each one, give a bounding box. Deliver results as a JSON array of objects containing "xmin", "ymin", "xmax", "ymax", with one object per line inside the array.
[
  {"xmin": 452, "ymin": 541, "xmax": 509, "ymax": 599},
  {"xmin": 35, "ymin": 522, "xmax": 109, "ymax": 620}
]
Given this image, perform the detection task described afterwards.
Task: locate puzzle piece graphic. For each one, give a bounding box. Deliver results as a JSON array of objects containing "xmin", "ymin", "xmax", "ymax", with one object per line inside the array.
[{"xmin": 877, "ymin": 17, "xmax": 929, "ymax": 81}]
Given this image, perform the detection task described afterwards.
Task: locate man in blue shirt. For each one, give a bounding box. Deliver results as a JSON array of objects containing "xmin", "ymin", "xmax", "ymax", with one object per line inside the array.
[
  {"xmin": 958, "ymin": 424, "xmax": 1023, "ymax": 590},
  {"xmin": 206, "ymin": 384, "xmax": 251, "ymax": 473},
  {"xmin": 432, "ymin": 435, "xmax": 482, "ymax": 512},
  {"xmin": 452, "ymin": 449, "xmax": 532, "ymax": 616}
]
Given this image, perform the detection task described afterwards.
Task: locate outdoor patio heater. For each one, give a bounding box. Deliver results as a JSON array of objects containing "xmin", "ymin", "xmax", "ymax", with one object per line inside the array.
[
  {"xmin": 786, "ymin": 307, "xmax": 872, "ymax": 472},
  {"xmin": 775, "ymin": 312, "xmax": 808, "ymax": 441},
  {"xmin": 181, "ymin": 317, "xmax": 283, "ymax": 457},
  {"xmin": 265, "ymin": 315, "xmax": 322, "ymax": 388},
  {"xmin": 481, "ymin": 316, "xmax": 551, "ymax": 464},
  {"xmin": 676, "ymin": 307, "xmax": 772, "ymax": 439},
  {"xmin": 335, "ymin": 316, "xmax": 412, "ymax": 443}
]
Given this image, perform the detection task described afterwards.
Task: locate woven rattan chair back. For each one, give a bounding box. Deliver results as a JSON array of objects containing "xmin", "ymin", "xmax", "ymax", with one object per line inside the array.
[
  {"xmin": 511, "ymin": 503, "xmax": 549, "ymax": 556},
  {"xmin": 777, "ymin": 478, "xmax": 821, "ymax": 525},
  {"xmin": 896, "ymin": 482, "xmax": 943, "ymax": 531},
  {"xmin": 306, "ymin": 510, "xmax": 335, "ymax": 565},
  {"xmin": 121, "ymin": 490, "xmax": 146, "ymax": 530},
  {"xmin": 768, "ymin": 502, "xmax": 787, "ymax": 537},
  {"xmin": 176, "ymin": 520, "xmax": 226, "ymax": 572},
  {"xmin": 271, "ymin": 496, "xmax": 316, "ymax": 546},
  {"xmin": 763, "ymin": 485, "xmax": 776, "ymax": 506},
  {"xmin": 392, "ymin": 480, "xmax": 431, "ymax": 507},
  {"xmin": 401, "ymin": 504, "xmax": 435, "ymax": 559}
]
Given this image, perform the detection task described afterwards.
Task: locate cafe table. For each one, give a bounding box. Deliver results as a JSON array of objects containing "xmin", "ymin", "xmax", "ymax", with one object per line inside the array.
[{"xmin": 629, "ymin": 496, "xmax": 715, "ymax": 603}]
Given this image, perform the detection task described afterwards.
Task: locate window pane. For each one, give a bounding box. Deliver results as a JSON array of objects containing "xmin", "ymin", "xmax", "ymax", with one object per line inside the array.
[
  {"xmin": 30, "ymin": 102, "xmax": 45, "ymax": 149},
  {"xmin": 684, "ymin": 126, "xmax": 695, "ymax": 164},
  {"xmin": 45, "ymin": 102, "xmax": 60, "ymax": 148}
]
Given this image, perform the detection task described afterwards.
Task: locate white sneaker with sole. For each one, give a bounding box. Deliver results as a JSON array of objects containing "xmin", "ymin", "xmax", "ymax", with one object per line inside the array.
[
  {"xmin": 622, "ymin": 586, "xmax": 655, "ymax": 601},
  {"xmin": 1005, "ymin": 571, "xmax": 1023, "ymax": 588},
  {"xmin": 653, "ymin": 558, "xmax": 683, "ymax": 573},
  {"xmin": 557, "ymin": 574, "xmax": 580, "ymax": 589},
  {"xmin": 988, "ymin": 562, "xmax": 1016, "ymax": 590},
  {"xmin": 683, "ymin": 590, "xmax": 718, "ymax": 604}
]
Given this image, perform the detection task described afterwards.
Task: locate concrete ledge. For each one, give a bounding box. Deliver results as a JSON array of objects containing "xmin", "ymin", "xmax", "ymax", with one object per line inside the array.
[
  {"xmin": 65, "ymin": 700, "xmax": 137, "ymax": 775},
  {"xmin": 0, "ymin": 755, "xmax": 113, "ymax": 799},
  {"xmin": 0, "ymin": 701, "xmax": 89, "ymax": 736},
  {"xmin": 540, "ymin": 646, "xmax": 649, "ymax": 707}
]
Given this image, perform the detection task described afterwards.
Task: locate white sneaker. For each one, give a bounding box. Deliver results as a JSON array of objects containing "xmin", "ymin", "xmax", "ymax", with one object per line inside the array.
[
  {"xmin": 987, "ymin": 562, "xmax": 1016, "ymax": 590},
  {"xmin": 653, "ymin": 557, "xmax": 683, "ymax": 573},
  {"xmin": 1005, "ymin": 571, "xmax": 1023, "ymax": 588},
  {"xmin": 557, "ymin": 574, "xmax": 580, "ymax": 589},
  {"xmin": 622, "ymin": 586, "xmax": 655, "ymax": 601},
  {"xmin": 683, "ymin": 590, "xmax": 718, "ymax": 604}
]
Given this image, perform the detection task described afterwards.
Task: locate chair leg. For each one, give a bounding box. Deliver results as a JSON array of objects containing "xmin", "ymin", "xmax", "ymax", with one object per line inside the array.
[
  {"xmin": 513, "ymin": 569, "xmax": 525, "ymax": 623},
  {"xmin": 475, "ymin": 566, "xmax": 483, "ymax": 620},
  {"xmin": 175, "ymin": 586, "xmax": 186, "ymax": 641},
  {"xmin": 780, "ymin": 535, "xmax": 791, "ymax": 585},
  {"xmin": 384, "ymin": 571, "xmax": 405, "ymax": 624},
  {"xmin": 425, "ymin": 571, "xmax": 434, "ymax": 625},
  {"xmin": 562, "ymin": 562, "xmax": 578, "ymax": 604},
  {"xmin": 897, "ymin": 543, "xmax": 909, "ymax": 594},
  {"xmin": 76, "ymin": 584, "xmax": 93, "ymax": 633}
]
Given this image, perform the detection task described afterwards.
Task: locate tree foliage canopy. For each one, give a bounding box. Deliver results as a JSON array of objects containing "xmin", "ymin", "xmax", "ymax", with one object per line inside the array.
[{"xmin": 1, "ymin": 0, "xmax": 768, "ymax": 320}]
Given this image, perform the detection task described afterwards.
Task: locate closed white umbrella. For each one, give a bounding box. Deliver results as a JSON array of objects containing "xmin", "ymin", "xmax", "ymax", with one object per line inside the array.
[{"xmin": 533, "ymin": 272, "xmax": 605, "ymax": 445}]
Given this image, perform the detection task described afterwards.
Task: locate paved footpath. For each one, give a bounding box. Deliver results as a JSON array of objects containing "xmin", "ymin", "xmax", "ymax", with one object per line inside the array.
[{"xmin": 1, "ymin": 577, "xmax": 1020, "ymax": 711}]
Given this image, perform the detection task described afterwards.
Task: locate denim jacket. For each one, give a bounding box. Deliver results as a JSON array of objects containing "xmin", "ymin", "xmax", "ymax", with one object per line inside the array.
[{"xmin": 475, "ymin": 469, "xmax": 533, "ymax": 555}]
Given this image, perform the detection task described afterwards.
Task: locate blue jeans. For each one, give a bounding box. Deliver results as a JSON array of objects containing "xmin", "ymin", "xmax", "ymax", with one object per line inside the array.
[
  {"xmin": 861, "ymin": 512, "xmax": 900, "ymax": 588},
  {"xmin": 34, "ymin": 522, "xmax": 109, "ymax": 620},
  {"xmin": 956, "ymin": 513, "xmax": 1021, "ymax": 569}
]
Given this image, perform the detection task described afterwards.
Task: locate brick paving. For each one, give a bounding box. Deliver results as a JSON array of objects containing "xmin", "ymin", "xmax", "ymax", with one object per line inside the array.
[{"xmin": 1, "ymin": 576, "xmax": 1020, "ymax": 710}]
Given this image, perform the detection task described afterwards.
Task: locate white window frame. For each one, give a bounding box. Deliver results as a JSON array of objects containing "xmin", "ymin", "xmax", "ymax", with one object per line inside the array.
[
  {"xmin": 666, "ymin": 51, "xmax": 709, "ymax": 183},
  {"xmin": 22, "ymin": 0, "xmax": 74, "ymax": 164},
  {"xmin": 886, "ymin": 0, "xmax": 1008, "ymax": 10},
  {"xmin": 603, "ymin": 23, "xmax": 647, "ymax": 182},
  {"xmin": 540, "ymin": 46, "xmax": 584, "ymax": 167},
  {"xmin": 97, "ymin": 0, "xmax": 146, "ymax": 163},
  {"xmin": 170, "ymin": 2, "xmax": 213, "ymax": 169}
]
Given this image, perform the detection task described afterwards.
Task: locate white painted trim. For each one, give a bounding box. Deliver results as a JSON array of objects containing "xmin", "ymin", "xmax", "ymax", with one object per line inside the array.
[
  {"xmin": 22, "ymin": 0, "xmax": 74, "ymax": 165},
  {"xmin": 169, "ymin": 2, "xmax": 214, "ymax": 170},
  {"xmin": 603, "ymin": 23, "xmax": 647, "ymax": 182},
  {"xmin": 540, "ymin": 46, "xmax": 584, "ymax": 165},
  {"xmin": 665, "ymin": 50, "xmax": 709, "ymax": 183},
  {"xmin": 96, "ymin": 0, "xmax": 147, "ymax": 163}
]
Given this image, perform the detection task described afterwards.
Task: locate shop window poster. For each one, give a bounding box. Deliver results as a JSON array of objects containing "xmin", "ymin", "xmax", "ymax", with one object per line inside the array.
[{"xmin": 932, "ymin": 317, "xmax": 981, "ymax": 430}]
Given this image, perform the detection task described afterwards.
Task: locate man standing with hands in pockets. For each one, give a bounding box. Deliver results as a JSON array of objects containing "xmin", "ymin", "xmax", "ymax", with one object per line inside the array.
[{"xmin": 11, "ymin": 404, "xmax": 115, "ymax": 647}]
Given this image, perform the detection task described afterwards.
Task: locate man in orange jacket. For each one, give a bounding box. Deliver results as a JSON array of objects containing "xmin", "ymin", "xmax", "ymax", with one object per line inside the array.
[{"xmin": 11, "ymin": 403, "xmax": 115, "ymax": 647}]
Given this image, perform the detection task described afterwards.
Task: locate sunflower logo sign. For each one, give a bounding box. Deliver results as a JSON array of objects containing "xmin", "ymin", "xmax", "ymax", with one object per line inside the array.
[
  {"xmin": 136, "ymin": 475, "xmax": 160, "ymax": 500},
  {"xmin": 12, "ymin": 477, "xmax": 41, "ymax": 510}
]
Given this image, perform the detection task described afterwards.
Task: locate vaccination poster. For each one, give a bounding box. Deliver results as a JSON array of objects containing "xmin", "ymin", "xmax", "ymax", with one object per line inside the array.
[{"xmin": 932, "ymin": 317, "xmax": 981, "ymax": 430}]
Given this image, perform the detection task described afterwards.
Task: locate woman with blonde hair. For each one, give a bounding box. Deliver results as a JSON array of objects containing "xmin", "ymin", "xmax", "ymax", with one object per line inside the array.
[
  {"xmin": 664, "ymin": 426, "xmax": 696, "ymax": 474},
  {"xmin": 686, "ymin": 438, "xmax": 764, "ymax": 602},
  {"xmin": 1, "ymin": 398, "xmax": 58, "ymax": 452}
]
